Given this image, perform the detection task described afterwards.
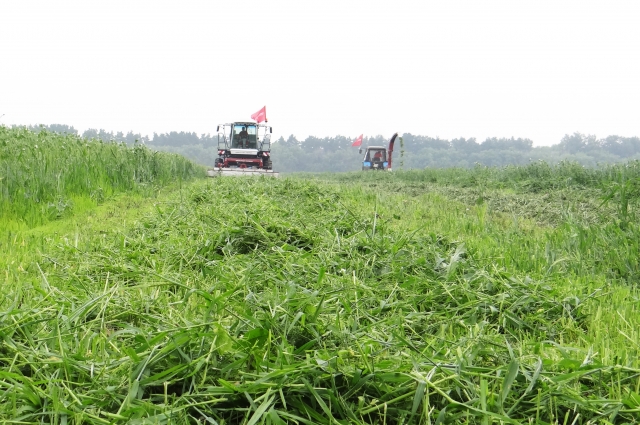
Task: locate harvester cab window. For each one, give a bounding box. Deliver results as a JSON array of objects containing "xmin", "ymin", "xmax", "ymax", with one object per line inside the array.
[{"xmin": 232, "ymin": 124, "xmax": 257, "ymax": 148}]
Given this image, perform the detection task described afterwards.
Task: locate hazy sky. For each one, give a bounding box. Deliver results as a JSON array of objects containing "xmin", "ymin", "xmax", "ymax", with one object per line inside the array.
[{"xmin": 2, "ymin": 0, "xmax": 639, "ymax": 145}]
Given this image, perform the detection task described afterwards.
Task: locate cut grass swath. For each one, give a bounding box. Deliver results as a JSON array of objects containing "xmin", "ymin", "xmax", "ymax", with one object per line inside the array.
[{"xmin": 2, "ymin": 153, "xmax": 640, "ymax": 422}]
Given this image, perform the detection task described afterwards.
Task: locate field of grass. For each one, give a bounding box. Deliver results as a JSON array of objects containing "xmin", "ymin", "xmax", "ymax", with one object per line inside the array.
[
  {"xmin": 0, "ymin": 126, "xmax": 204, "ymax": 229},
  {"xmin": 1, "ymin": 133, "xmax": 640, "ymax": 424}
]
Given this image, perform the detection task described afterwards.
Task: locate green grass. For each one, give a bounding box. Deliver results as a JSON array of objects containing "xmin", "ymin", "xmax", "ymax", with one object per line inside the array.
[
  {"xmin": 0, "ymin": 126, "xmax": 204, "ymax": 228},
  {"xmin": 2, "ymin": 171, "xmax": 640, "ymax": 423},
  {"xmin": 2, "ymin": 138, "xmax": 640, "ymax": 423}
]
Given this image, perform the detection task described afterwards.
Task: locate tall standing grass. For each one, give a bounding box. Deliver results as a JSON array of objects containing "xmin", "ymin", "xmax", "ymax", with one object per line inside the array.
[{"xmin": 0, "ymin": 126, "xmax": 203, "ymax": 227}]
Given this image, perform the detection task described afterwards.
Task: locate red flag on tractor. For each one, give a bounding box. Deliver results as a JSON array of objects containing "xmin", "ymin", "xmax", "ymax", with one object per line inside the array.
[
  {"xmin": 351, "ymin": 134, "xmax": 363, "ymax": 147},
  {"xmin": 251, "ymin": 106, "xmax": 267, "ymax": 123}
]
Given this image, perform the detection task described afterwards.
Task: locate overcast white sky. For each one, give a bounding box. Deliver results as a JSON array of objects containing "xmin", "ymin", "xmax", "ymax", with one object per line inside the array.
[{"xmin": 2, "ymin": 0, "xmax": 639, "ymax": 146}]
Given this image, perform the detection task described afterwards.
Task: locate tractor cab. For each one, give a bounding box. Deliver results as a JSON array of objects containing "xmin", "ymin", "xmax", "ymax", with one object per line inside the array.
[
  {"xmin": 358, "ymin": 133, "xmax": 398, "ymax": 172},
  {"xmin": 361, "ymin": 146, "xmax": 388, "ymax": 170}
]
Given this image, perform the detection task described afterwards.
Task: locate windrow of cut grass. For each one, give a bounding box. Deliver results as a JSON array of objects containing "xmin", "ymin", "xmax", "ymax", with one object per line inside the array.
[
  {"xmin": 305, "ymin": 160, "xmax": 640, "ymax": 224},
  {"xmin": 2, "ymin": 177, "xmax": 639, "ymax": 424},
  {"xmin": 336, "ymin": 160, "xmax": 640, "ymax": 192},
  {"xmin": 0, "ymin": 126, "xmax": 204, "ymax": 228},
  {"xmin": 301, "ymin": 162, "xmax": 640, "ymax": 287},
  {"xmin": 340, "ymin": 183, "xmax": 640, "ymax": 363}
]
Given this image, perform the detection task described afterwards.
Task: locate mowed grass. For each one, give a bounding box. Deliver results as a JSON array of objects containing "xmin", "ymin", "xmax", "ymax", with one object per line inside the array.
[{"xmin": 2, "ymin": 161, "xmax": 640, "ymax": 424}]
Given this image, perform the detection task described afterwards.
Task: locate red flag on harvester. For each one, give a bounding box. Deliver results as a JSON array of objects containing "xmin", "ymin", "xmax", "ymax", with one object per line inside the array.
[
  {"xmin": 351, "ymin": 134, "xmax": 363, "ymax": 147},
  {"xmin": 251, "ymin": 106, "xmax": 267, "ymax": 123}
]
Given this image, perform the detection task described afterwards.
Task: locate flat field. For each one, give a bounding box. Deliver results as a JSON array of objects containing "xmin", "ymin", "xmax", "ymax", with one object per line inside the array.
[{"xmin": 1, "ymin": 130, "xmax": 640, "ymax": 424}]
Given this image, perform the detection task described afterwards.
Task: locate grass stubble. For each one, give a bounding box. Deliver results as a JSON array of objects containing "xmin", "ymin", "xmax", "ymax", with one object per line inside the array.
[{"xmin": 1, "ymin": 129, "xmax": 640, "ymax": 424}]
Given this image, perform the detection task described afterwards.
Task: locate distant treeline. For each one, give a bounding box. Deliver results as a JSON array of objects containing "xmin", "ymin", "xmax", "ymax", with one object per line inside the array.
[
  {"xmin": 17, "ymin": 124, "xmax": 216, "ymax": 146},
  {"xmin": 15, "ymin": 124, "xmax": 640, "ymax": 172}
]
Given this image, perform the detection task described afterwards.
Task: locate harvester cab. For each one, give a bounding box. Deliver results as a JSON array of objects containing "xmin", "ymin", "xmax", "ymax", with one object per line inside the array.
[
  {"xmin": 359, "ymin": 132, "xmax": 398, "ymax": 171},
  {"xmin": 208, "ymin": 122, "xmax": 279, "ymax": 177}
]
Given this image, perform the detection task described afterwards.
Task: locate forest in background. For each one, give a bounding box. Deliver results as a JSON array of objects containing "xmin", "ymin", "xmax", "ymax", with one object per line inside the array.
[{"xmin": 15, "ymin": 123, "xmax": 640, "ymax": 172}]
